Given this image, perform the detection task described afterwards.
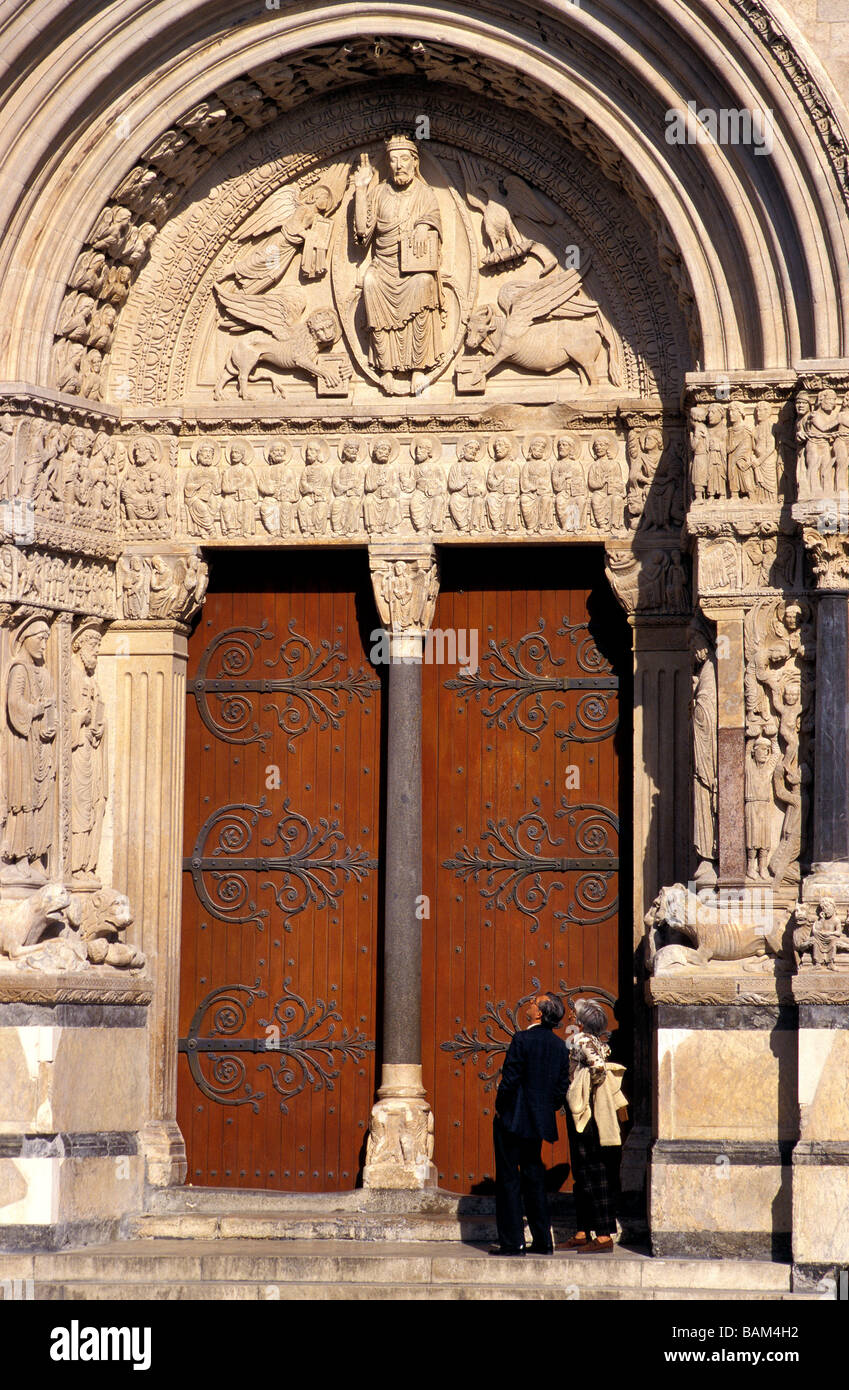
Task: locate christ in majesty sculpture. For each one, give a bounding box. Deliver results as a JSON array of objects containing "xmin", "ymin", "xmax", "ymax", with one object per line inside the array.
[{"xmin": 353, "ymin": 135, "xmax": 445, "ymax": 395}]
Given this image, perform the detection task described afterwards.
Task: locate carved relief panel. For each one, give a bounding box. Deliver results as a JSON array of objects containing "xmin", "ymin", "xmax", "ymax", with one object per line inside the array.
[{"xmin": 107, "ymin": 85, "xmax": 691, "ymax": 409}]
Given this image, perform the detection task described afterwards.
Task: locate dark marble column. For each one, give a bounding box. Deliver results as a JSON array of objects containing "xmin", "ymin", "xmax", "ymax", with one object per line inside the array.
[
  {"xmin": 811, "ymin": 594, "xmax": 849, "ymax": 871},
  {"xmin": 363, "ymin": 543, "xmax": 438, "ymax": 1189},
  {"xmin": 383, "ymin": 649, "xmax": 423, "ymax": 1066}
]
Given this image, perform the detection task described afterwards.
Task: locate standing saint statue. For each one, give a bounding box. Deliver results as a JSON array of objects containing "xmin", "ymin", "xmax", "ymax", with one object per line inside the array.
[
  {"xmin": 70, "ymin": 621, "xmax": 108, "ymax": 884},
  {"xmin": 2, "ymin": 618, "xmax": 57, "ymax": 882},
  {"xmin": 353, "ymin": 135, "xmax": 445, "ymax": 395},
  {"xmin": 690, "ymin": 623, "xmax": 718, "ymax": 884}
]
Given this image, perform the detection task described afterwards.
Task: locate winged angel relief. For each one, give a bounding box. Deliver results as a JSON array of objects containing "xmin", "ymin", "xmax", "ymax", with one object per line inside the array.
[
  {"xmin": 214, "ymin": 164, "xmax": 352, "ymax": 399},
  {"xmin": 212, "ymin": 141, "xmax": 621, "ymax": 400}
]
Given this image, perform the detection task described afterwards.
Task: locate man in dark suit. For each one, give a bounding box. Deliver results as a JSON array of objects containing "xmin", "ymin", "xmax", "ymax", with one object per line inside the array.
[{"xmin": 490, "ymin": 990, "xmax": 570, "ymax": 1256}]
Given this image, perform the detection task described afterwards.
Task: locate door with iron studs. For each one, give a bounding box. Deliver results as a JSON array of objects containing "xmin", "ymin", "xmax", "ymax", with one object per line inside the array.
[
  {"xmin": 178, "ymin": 551, "xmax": 382, "ymax": 1191},
  {"xmin": 421, "ymin": 546, "xmax": 629, "ymax": 1194}
]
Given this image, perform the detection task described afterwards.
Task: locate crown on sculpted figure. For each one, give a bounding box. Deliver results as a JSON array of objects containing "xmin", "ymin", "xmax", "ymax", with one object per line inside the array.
[{"xmin": 384, "ymin": 134, "xmax": 419, "ymax": 156}]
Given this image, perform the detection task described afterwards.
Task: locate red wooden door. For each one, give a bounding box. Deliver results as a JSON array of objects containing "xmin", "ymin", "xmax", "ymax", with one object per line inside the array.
[
  {"xmin": 178, "ymin": 551, "xmax": 382, "ymax": 1190},
  {"xmin": 421, "ymin": 546, "xmax": 628, "ymax": 1193}
]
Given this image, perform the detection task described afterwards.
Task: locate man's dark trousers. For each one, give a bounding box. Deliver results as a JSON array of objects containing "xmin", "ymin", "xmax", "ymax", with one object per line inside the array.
[
  {"xmin": 493, "ymin": 1024, "xmax": 569, "ymax": 1252},
  {"xmin": 493, "ymin": 1115, "xmax": 551, "ymax": 1252}
]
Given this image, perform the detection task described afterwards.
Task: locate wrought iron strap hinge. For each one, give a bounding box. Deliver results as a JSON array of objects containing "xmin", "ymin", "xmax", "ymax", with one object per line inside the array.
[
  {"xmin": 188, "ymin": 620, "xmax": 379, "ymax": 750},
  {"xmin": 183, "ymin": 797, "xmax": 377, "ymax": 928},
  {"xmin": 178, "ymin": 981, "xmax": 375, "ymax": 1113}
]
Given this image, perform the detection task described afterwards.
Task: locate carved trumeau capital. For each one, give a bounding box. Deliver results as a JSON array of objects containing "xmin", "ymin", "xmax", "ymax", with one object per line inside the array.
[
  {"xmin": 117, "ymin": 547, "xmax": 208, "ymax": 623},
  {"xmin": 794, "ymin": 503, "xmax": 849, "ymax": 590},
  {"xmin": 368, "ymin": 543, "xmax": 439, "ymax": 636},
  {"xmin": 604, "ymin": 542, "xmax": 690, "ymax": 617}
]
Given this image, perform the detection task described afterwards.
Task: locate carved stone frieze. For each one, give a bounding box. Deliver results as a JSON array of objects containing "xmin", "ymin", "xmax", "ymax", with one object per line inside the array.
[
  {"xmin": 624, "ymin": 418, "xmax": 686, "ymax": 533},
  {"xmin": 690, "ymin": 512, "xmax": 804, "ymax": 598},
  {"xmin": 0, "ymin": 545, "xmax": 116, "ymax": 618},
  {"xmin": 792, "ymin": 899, "xmax": 849, "ymax": 970},
  {"xmin": 688, "ymin": 399, "xmax": 785, "ymax": 504},
  {"xmin": 166, "ymin": 427, "xmax": 674, "ymax": 544},
  {"xmin": 795, "ymin": 384, "xmax": 849, "ymax": 502}
]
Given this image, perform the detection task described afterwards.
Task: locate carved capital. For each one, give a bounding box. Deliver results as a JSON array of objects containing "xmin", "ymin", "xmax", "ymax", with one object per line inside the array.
[
  {"xmin": 604, "ymin": 542, "xmax": 690, "ymax": 616},
  {"xmin": 368, "ymin": 542, "xmax": 439, "ymax": 636},
  {"xmin": 117, "ymin": 546, "xmax": 208, "ymax": 623},
  {"xmin": 794, "ymin": 519, "xmax": 849, "ymax": 589}
]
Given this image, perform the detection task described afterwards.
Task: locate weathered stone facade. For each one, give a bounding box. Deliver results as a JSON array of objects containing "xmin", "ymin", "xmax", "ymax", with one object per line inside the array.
[{"xmin": 0, "ymin": 0, "xmax": 848, "ymax": 1288}]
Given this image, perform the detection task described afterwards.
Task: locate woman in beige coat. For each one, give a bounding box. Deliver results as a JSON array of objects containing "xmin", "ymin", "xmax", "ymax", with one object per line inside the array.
[{"xmin": 559, "ymin": 998, "xmax": 628, "ymax": 1253}]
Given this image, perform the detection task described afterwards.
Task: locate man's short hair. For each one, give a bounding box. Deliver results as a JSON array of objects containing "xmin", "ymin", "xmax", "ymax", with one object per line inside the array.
[{"xmin": 538, "ymin": 992, "xmax": 565, "ymax": 1028}]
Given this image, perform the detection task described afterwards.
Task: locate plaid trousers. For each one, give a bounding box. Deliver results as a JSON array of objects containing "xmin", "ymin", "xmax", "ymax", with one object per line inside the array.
[{"xmin": 564, "ymin": 1107, "xmax": 620, "ymax": 1237}]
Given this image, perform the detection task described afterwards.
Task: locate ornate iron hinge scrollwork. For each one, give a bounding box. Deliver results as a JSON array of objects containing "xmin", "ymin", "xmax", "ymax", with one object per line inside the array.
[
  {"xmin": 188, "ymin": 620, "xmax": 380, "ymax": 750},
  {"xmin": 440, "ymin": 977, "xmax": 618, "ymax": 1089},
  {"xmin": 184, "ymin": 797, "xmax": 378, "ymax": 928},
  {"xmin": 178, "ymin": 979, "xmax": 375, "ymax": 1112},
  {"xmin": 442, "ymin": 797, "xmax": 619, "ymax": 931},
  {"xmin": 444, "ymin": 617, "xmax": 617, "ymax": 750}
]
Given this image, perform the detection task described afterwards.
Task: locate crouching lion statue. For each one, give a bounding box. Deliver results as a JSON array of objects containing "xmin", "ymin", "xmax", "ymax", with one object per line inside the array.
[
  {"xmin": 0, "ymin": 882, "xmax": 144, "ymax": 972},
  {"xmin": 644, "ymin": 883, "xmax": 790, "ymax": 975}
]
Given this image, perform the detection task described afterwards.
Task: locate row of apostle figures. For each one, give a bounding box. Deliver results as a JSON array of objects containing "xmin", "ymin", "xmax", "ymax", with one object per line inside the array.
[{"xmin": 182, "ymin": 433, "xmax": 630, "ymax": 537}]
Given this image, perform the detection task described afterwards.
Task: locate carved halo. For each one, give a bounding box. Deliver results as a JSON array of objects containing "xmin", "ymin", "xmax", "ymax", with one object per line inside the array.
[
  {"xmin": 369, "ymin": 436, "xmax": 400, "ymax": 465},
  {"xmin": 410, "ymin": 433, "xmax": 442, "ymax": 463},
  {"xmin": 488, "ymin": 433, "xmax": 516, "ymax": 460},
  {"xmin": 523, "ymin": 433, "xmax": 551, "ymax": 460},
  {"xmin": 225, "ymin": 438, "xmax": 254, "ymax": 463},
  {"xmin": 337, "ymin": 435, "xmax": 362, "ymax": 462},
  {"xmin": 265, "ymin": 439, "xmax": 293, "ymax": 465},
  {"xmin": 301, "ymin": 437, "xmax": 330, "ymax": 464}
]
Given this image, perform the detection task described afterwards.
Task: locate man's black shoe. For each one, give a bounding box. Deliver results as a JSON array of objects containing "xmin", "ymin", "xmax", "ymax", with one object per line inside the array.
[
  {"xmin": 488, "ymin": 1245, "xmax": 526, "ymax": 1256},
  {"xmin": 529, "ymin": 1245, "xmax": 553, "ymax": 1255}
]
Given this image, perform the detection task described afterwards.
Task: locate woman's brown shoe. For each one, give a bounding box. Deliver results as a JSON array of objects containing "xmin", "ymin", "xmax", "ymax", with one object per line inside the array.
[{"xmin": 557, "ymin": 1234, "xmax": 589, "ymax": 1250}]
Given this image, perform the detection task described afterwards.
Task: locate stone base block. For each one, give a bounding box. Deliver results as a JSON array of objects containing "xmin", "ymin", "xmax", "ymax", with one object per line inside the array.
[
  {"xmin": 792, "ymin": 1149, "xmax": 849, "ymax": 1268},
  {"xmin": 362, "ymin": 1091, "xmax": 437, "ymax": 1191},
  {"xmin": 0, "ymin": 1152, "xmax": 144, "ymax": 1249},
  {"xmin": 0, "ymin": 983, "xmax": 150, "ymax": 1247},
  {"xmin": 654, "ymin": 1005, "xmax": 797, "ymax": 1142},
  {"xmin": 140, "ymin": 1120, "xmax": 188, "ymax": 1189},
  {"xmin": 650, "ymin": 1143, "xmax": 791, "ymax": 1260}
]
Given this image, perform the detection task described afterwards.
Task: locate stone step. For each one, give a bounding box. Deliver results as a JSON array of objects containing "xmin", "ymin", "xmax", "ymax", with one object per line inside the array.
[
  {"xmin": 29, "ymin": 1280, "xmax": 817, "ymax": 1302},
  {"xmin": 2, "ymin": 1239, "xmax": 794, "ymax": 1294},
  {"xmin": 145, "ymin": 1186, "xmax": 539, "ymax": 1217},
  {"xmin": 123, "ymin": 1211, "xmax": 514, "ymax": 1242}
]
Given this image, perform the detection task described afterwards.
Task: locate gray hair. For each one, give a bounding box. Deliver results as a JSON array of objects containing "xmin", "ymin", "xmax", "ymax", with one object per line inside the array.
[{"xmin": 574, "ymin": 998, "xmax": 608, "ymax": 1036}]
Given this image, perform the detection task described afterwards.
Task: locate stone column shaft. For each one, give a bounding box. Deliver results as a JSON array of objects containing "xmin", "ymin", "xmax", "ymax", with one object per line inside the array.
[
  {"xmin": 363, "ymin": 543, "xmax": 438, "ymax": 1189},
  {"xmin": 99, "ymin": 621, "xmax": 188, "ymax": 1187},
  {"xmin": 383, "ymin": 649, "xmax": 423, "ymax": 1066}
]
